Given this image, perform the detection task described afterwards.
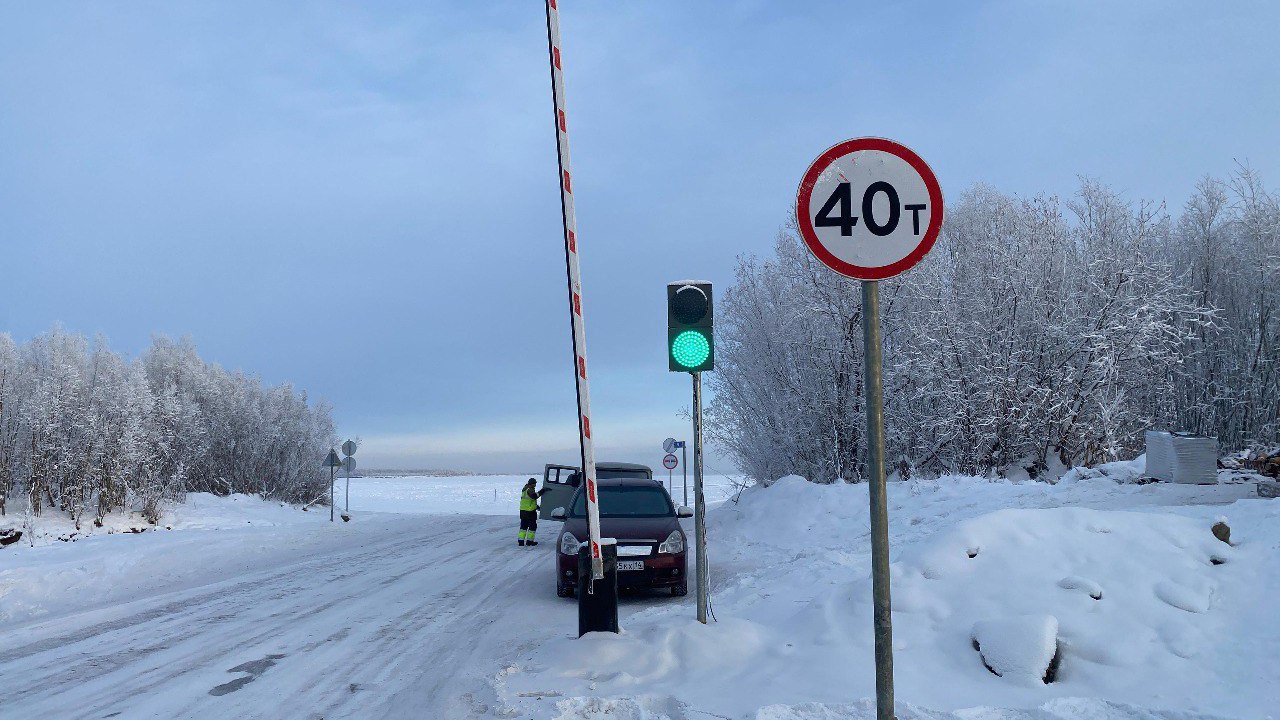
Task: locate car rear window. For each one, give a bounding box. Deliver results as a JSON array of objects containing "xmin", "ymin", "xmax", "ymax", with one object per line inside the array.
[
  {"xmin": 571, "ymin": 486, "xmax": 673, "ymax": 518},
  {"xmin": 597, "ymin": 468, "xmax": 652, "ymax": 480}
]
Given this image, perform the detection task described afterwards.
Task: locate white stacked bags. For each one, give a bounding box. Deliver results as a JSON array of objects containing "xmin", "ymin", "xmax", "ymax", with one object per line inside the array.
[{"xmin": 1145, "ymin": 431, "xmax": 1217, "ymax": 485}]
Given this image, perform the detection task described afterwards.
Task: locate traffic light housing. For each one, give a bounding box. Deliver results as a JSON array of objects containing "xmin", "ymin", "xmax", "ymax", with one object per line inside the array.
[{"xmin": 667, "ymin": 281, "xmax": 714, "ymax": 373}]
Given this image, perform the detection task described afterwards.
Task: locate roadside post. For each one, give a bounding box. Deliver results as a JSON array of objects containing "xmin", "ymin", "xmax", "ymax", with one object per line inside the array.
[
  {"xmin": 664, "ymin": 437, "xmax": 688, "ymax": 505},
  {"xmin": 667, "ymin": 281, "xmax": 715, "ymax": 624},
  {"xmin": 663, "ymin": 452, "xmax": 679, "ymax": 493},
  {"xmin": 681, "ymin": 441, "xmax": 687, "ymax": 506},
  {"xmin": 341, "ymin": 457, "xmax": 356, "ymax": 520},
  {"xmin": 692, "ymin": 373, "xmax": 709, "ymax": 624},
  {"xmin": 795, "ymin": 137, "xmax": 944, "ymax": 720},
  {"xmin": 341, "ymin": 439, "xmax": 358, "ymax": 515},
  {"xmin": 543, "ymin": 0, "xmax": 615, "ymax": 634},
  {"xmin": 322, "ymin": 449, "xmax": 342, "ymax": 522}
]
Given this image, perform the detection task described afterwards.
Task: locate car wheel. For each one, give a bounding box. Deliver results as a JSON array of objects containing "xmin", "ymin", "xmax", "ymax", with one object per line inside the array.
[{"xmin": 672, "ymin": 583, "xmax": 687, "ymax": 597}]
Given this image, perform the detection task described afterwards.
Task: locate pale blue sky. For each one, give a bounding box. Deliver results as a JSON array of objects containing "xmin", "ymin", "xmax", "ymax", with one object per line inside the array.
[{"xmin": 2, "ymin": 1, "xmax": 1277, "ymax": 472}]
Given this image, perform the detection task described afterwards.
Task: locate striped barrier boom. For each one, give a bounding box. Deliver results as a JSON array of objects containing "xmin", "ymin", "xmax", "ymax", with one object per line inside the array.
[{"xmin": 545, "ymin": 0, "xmax": 604, "ymax": 580}]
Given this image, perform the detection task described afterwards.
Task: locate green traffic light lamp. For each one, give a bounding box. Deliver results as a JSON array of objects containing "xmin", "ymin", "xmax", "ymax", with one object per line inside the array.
[{"xmin": 671, "ymin": 330, "xmax": 711, "ymax": 369}]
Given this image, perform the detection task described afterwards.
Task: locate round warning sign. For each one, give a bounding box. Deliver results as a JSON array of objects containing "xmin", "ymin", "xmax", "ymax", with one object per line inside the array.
[
  {"xmin": 796, "ymin": 137, "xmax": 943, "ymax": 280},
  {"xmin": 663, "ymin": 453, "xmax": 679, "ymax": 470}
]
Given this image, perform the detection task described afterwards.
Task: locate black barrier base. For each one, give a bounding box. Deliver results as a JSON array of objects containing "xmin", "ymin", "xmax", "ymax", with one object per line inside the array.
[{"xmin": 577, "ymin": 542, "xmax": 619, "ymax": 636}]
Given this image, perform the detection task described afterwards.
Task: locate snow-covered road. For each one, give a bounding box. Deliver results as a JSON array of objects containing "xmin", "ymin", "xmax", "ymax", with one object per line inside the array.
[{"xmin": 0, "ymin": 514, "xmax": 569, "ymax": 719}]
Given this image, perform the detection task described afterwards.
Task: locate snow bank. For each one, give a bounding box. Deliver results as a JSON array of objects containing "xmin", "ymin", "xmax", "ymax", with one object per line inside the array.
[
  {"xmin": 0, "ymin": 493, "xmax": 407, "ymax": 626},
  {"xmin": 752, "ymin": 698, "xmax": 1235, "ymax": 720},
  {"xmin": 874, "ymin": 505, "xmax": 1232, "ymax": 701},
  {"xmin": 508, "ymin": 472, "xmax": 1276, "ymax": 718},
  {"xmin": 0, "ymin": 492, "xmax": 315, "ymax": 549},
  {"xmin": 552, "ymin": 695, "xmax": 687, "ymax": 720},
  {"xmin": 1057, "ymin": 456, "xmax": 1146, "ymax": 485}
]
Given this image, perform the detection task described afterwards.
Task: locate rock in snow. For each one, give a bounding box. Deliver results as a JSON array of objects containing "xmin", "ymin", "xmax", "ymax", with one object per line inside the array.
[
  {"xmin": 970, "ymin": 615, "xmax": 1061, "ymax": 683},
  {"xmin": 1057, "ymin": 575, "xmax": 1104, "ymax": 600},
  {"xmin": 1211, "ymin": 519, "xmax": 1231, "ymax": 545}
]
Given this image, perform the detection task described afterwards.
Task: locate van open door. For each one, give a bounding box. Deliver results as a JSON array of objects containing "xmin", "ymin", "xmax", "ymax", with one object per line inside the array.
[{"xmin": 540, "ymin": 463, "xmax": 580, "ymax": 520}]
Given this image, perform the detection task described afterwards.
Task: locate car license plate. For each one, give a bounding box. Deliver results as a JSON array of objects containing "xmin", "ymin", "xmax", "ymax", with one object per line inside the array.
[{"xmin": 617, "ymin": 560, "xmax": 645, "ymax": 572}]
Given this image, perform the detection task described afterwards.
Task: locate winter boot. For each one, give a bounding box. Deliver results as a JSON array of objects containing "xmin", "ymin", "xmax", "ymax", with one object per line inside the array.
[
  {"xmin": 518, "ymin": 539, "xmax": 526, "ymax": 546},
  {"xmin": 527, "ymin": 540, "xmax": 538, "ymax": 546}
]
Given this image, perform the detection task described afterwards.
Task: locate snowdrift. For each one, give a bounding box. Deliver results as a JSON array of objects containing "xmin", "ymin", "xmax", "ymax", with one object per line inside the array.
[{"xmin": 510, "ymin": 474, "xmax": 1276, "ymax": 719}]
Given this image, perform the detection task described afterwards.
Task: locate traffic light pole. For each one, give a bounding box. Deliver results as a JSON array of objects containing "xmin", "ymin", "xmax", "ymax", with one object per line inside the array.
[
  {"xmin": 861, "ymin": 280, "xmax": 895, "ymax": 720},
  {"xmin": 692, "ymin": 372, "xmax": 709, "ymax": 624}
]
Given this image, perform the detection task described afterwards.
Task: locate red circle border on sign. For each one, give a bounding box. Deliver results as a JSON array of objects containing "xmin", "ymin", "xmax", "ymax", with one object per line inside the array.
[{"xmin": 795, "ymin": 137, "xmax": 944, "ymax": 281}]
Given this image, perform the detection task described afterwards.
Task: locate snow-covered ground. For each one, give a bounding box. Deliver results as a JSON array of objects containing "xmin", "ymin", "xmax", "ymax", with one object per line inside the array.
[
  {"xmin": 1, "ymin": 493, "xmax": 379, "ymax": 624},
  {"xmin": 1, "ymin": 469, "xmax": 1274, "ymax": 719},
  {"xmin": 502, "ymin": 471, "xmax": 1275, "ymax": 720}
]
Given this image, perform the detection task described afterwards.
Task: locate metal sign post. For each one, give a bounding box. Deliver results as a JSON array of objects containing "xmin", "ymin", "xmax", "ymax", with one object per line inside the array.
[
  {"xmin": 342, "ymin": 456, "xmax": 356, "ymax": 513},
  {"xmin": 692, "ymin": 373, "xmax": 709, "ymax": 624},
  {"xmin": 663, "ymin": 453, "xmax": 679, "ymax": 494},
  {"xmin": 341, "ymin": 439, "xmax": 357, "ymax": 514},
  {"xmin": 322, "ymin": 449, "xmax": 342, "ymax": 522},
  {"xmin": 795, "ymin": 137, "xmax": 944, "ymax": 720},
  {"xmin": 682, "ymin": 441, "xmax": 688, "ymax": 507},
  {"xmin": 861, "ymin": 280, "xmax": 893, "ymax": 716},
  {"xmin": 664, "ymin": 438, "xmax": 688, "ymax": 505}
]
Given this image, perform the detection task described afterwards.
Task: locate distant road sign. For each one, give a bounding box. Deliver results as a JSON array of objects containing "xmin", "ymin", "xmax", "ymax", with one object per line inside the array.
[
  {"xmin": 796, "ymin": 137, "xmax": 943, "ymax": 280},
  {"xmin": 663, "ymin": 437, "xmax": 677, "ymax": 454},
  {"xmin": 663, "ymin": 453, "xmax": 678, "ymax": 470},
  {"xmin": 323, "ymin": 449, "xmax": 342, "ymax": 468},
  {"xmin": 341, "ymin": 439, "xmax": 358, "ymax": 457},
  {"xmin": 342, "ymin": 457, "xmax": 357, "ymax": 473}
]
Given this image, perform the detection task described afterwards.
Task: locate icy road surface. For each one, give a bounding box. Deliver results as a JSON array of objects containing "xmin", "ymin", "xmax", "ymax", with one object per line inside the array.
[{"xmin": 0, "ymin": 514, "xmax": 576, "ymax": 718}]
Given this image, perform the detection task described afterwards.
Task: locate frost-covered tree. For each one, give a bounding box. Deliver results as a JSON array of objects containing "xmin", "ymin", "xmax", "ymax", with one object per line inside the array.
[
  {"xmin": 1170, "ymin": 167, "xmax": 1280, "ymax": 449},
  {"xmin": 0, "ymin": 329, "xmax": 336, "ymax": 522},
  {"xmin": 0, "ymin": 333, "xmax": 26, "ymax": 514},
  {"xmin": 711, "ymin": 172, "xmax": 1265, "ymax": 484}
]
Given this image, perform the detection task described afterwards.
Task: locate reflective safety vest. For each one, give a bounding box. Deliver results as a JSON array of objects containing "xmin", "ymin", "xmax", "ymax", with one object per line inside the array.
[{"xmin": 519, "ymin": 487, "xmax": 537, "ymax": 512}]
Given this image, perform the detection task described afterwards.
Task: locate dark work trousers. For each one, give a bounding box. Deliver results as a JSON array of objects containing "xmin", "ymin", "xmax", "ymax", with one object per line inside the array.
[{"xmin": 519, "ymin": 510, "xmax": 538, "ymax": 542}]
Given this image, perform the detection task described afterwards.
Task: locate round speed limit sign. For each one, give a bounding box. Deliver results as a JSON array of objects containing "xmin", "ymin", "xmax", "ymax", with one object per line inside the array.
[{"xmin": 796, "ymin": 137, "xmax": 943, "ymax": 280}]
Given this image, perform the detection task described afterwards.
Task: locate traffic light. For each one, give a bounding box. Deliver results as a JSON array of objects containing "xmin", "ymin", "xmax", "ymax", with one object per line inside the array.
[{"xmin": 667, "ymin": 281, "xmax": 714, "ymax": 373}]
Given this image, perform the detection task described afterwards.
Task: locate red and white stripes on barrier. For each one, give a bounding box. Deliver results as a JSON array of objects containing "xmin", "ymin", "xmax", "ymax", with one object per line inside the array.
[{"xmin": 545, "ymin": 0, "xmax": 604, "ymax": 580}]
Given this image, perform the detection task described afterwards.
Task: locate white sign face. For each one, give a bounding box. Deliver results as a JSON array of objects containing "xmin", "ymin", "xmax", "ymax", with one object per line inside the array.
[
  {"xmin": 663, "ymin": 437, "xmax": 677, "ymax": 454},
  {"xmin": 796, "ymin": 138, "xmax": 943, "ymax": 281},
  {"xmin": 663, "ymin": 453, "xmax": 679, "ymax": 470}
]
